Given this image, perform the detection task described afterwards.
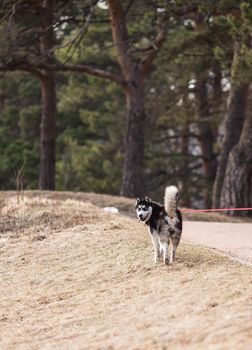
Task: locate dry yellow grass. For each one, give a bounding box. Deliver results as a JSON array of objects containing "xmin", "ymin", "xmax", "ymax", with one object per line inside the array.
[
  {"xmin": 2, "ymin": 190, "xmax": 251, "ymax": 222},
  {"xmin": 0, "ymin": 193, "xmax": 252, "ymax": 350}
]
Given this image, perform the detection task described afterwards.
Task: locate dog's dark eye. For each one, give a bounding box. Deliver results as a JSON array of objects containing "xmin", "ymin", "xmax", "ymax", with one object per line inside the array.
[{"xmin": 143, "ymin": 206, "xmax": 148, "ymax": 211}]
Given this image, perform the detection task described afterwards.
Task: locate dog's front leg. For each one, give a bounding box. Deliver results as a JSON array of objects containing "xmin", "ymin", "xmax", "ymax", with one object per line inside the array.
[
  {"xmin": 149, "ymin": 230, "xmax": 160, "ymax": 263},
  {"xmin": 153, "ymin": 235, "xmax": 161, "ymax": 263}
]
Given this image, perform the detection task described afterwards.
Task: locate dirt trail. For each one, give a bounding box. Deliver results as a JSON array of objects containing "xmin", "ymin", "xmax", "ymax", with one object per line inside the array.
[
  {"xmin": 183, "ymin": 221, "xmax": 252, "ymax": 265},
  {"xmin": 0, "ymin": 194, "xmax": 252, "ymax": 350}
]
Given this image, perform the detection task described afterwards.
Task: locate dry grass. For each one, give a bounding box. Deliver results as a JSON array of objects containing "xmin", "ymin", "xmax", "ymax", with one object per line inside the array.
[
  {"xmin": 0, "ymin": 193, "xmax": 252, "ymax": 350},
  {"xmin": 2, "ymin": 190, "xmax": 250, "ymax": 222}
]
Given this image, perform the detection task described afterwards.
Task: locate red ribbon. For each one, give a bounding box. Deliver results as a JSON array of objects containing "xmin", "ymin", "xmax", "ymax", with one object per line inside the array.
[{"xmin": 181, "ymin": 207, "xmax": 252, "ymax": 213}]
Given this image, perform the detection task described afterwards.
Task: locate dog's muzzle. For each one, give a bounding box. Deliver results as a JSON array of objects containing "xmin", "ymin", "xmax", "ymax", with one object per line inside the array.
[{"xmin": 138, "ymin": 214, "xmax": 145, "ymax": 222}]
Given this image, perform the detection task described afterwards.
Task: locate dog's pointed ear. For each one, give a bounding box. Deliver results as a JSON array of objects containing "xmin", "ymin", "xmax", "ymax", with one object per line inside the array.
[
  {"xmin": 145, "ymin": 196, "xmax": 152, "ymax": 204},
  {"xmin": 135, "ymin": 197, "xmax": 140, "ymax": 207}
]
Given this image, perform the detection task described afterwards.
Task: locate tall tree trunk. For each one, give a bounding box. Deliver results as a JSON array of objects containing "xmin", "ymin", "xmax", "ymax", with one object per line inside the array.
[
  {"xmin": 109, "ymin": 1, "xmax": 145, "ymax": 197},
  {"xmin": 212, "ymin": 84, "xmax": 249, "ymax": 207},
  {"xmin": 180, "ymin": 122, "xmax": 191, "ymax": 207},
  {"xmin": 220, "ymin": 85, "xmax": 252, "ymax": 216},
  {"xmin": 120, "ymin": 78, "xmax": 145, "ymax": 197},
  {"xmin": 212, "ymin": 45, "xmax": 249, "ymax": 208},
  {"xmin": 38, "ymin": 0, "xmax": 56, "ymax": 190},
  {"xmin": 196, "ymin": 76, "xmax": 217, "ymax": 208},
  {"xmin": 39, "ymin": 72, "xmax": 56, "ymax": 189},
  {"xmin": 108, "ymin": 0, "xmax": 167, "ymax": 197}
]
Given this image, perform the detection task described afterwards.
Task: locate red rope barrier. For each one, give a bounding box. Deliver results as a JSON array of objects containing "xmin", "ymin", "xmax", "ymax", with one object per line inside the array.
[{"xmin": 181, "ymin": 207, "xmax": 252, "ymax": 213}]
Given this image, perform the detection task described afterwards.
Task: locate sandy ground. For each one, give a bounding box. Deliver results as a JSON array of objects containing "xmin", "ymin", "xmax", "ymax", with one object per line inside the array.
[
  {"xmin": 0, "ymin": 193, "xmax": 252, "ymax": 350},
  {"xmin": 182, "ymin": 221, "xmax": 252, "ymax": 265}
]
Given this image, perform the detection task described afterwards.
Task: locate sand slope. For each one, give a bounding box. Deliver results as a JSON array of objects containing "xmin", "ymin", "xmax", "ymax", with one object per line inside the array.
[{"xmin": 0, "ymin": 194, "xmax": 252, "ymax": 349}]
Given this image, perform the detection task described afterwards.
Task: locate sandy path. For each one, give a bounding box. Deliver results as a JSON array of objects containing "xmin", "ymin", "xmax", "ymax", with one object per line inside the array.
[{"xmin": 183, "ymin": 221, "xmax": 252, "ymax": 264}]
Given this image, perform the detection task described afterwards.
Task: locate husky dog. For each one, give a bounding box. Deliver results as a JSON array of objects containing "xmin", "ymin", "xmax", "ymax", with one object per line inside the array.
[{"xmin": 135, "ymin": 186, "xmax": 182, "ymax": 265}]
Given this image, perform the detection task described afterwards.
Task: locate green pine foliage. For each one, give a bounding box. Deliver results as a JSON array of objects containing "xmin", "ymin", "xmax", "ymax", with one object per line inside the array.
[
  {"xmin": 56, "ymin": 73, "xmax": 124, "ymax": 194},
  {"xmin": 0, "ymin": 73, "xmax": 40, "ymax": 189}
]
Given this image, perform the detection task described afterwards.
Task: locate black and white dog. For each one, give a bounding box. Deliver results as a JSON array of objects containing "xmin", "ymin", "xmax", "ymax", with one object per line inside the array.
[{"xmin": 135, "ymin": 186, "xmax": 182, "ymax": 265}]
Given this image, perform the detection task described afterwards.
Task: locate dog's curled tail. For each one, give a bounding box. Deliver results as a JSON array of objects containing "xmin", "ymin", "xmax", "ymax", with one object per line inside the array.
[{"xmin": 164, "ymin": 185, "xmax": 179, "ymax": 217}]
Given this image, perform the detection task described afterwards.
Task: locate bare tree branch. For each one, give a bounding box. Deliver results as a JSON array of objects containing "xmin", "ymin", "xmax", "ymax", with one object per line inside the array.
[
  {"xmin": 0, "ymin": 61, "xmax": 125, "ymax": 85},
  {"xmin": 140, "ymin": 19, "xmax": 168, "ymax": 74},
  {"xmin": 52, "ymin": 0, "xmax": 99, "ymax": 64}
]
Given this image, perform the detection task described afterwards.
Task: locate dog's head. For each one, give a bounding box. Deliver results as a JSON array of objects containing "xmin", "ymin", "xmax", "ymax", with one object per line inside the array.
[{"xmin": 135, "ymin": 196, "xmax": 153, "ymax": 223}]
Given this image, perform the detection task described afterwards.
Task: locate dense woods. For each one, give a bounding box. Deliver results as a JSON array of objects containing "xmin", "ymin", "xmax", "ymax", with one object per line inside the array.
[{"xmin": 0, "ymin": 0, "xmax": 252, "ymax": 216}]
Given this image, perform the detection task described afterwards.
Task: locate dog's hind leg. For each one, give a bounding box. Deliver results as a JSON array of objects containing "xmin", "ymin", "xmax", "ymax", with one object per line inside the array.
[
  {"xmin": 158, "ymin": 236, "xmax": 170, "ymax": 265},
  {"xmin": 159, "ymin": 244, "xmax": 164, "ymax": 258},
  {"xmin": 170, "ymin": 237, "xmax": 180, "ymax": 264},
  {"xmin": 162, "ymin": 242, "xmax": 169, "ymax": 265}
]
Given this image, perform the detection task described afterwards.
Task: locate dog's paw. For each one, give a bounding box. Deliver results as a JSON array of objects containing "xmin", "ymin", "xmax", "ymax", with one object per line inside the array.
[
  {"xmin": 165, "ymin": 258, "xmax": 174, "ymax": 266},
  {"xmin": 164, "ymin": 258, "xmax": 170, "ymax": 266}
]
